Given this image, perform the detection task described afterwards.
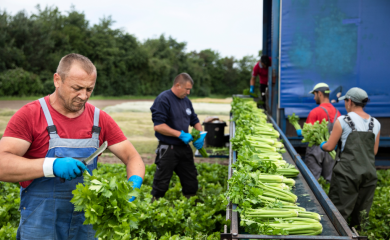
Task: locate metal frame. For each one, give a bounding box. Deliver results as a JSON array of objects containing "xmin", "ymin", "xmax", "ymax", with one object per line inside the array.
[
  {"xmin": 222, "ymin": 105, "xmax": 367, "ymax": 240},
  {"xmin": 271, "ymin": 0, "xmax": 280, "ymax": 121}
]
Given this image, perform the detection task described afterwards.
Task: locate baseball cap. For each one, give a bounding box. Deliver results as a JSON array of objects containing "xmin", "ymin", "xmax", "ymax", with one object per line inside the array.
[
  {"xmin": 338, "ymin": 87, "xmax": 368, "ymax": 103},
  {"xmin": 309, "ymin": 83, "xmax": 330, "ymax": 94}
]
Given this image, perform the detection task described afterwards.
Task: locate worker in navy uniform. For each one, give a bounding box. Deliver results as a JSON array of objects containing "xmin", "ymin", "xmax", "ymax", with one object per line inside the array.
[
  {"xmin": 321, "ymin": 88, "xmax": 380, "ymax": 228},
  {"xmin": 150, "ymin": 73, "xmax": 206, "ymax": 200}
]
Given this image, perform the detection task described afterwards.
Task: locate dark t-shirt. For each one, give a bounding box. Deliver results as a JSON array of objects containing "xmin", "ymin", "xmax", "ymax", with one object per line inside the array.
[{"xmin": 150, "ymin": 90, "xmax": 200, "ymax": 145}]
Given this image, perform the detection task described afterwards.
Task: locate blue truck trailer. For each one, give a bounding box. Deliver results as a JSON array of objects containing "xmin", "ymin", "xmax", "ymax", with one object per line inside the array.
[{"xmin": 261, "ymin": 0, "xmax": 390, "ymax": 167}]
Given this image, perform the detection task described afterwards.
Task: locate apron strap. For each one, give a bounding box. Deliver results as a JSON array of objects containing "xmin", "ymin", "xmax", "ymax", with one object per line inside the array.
[
  {"xmin": 333, "ymin": 111, "xmax": 338, "ymax": 123},
  {"xmin": 319, "ymin": 106, "xmax": 330, "ymax": 122},
  {"xmin": 38, "ymin": 97, "xmax": 60, "ymax": 139},
  {"xmin": 92, "ymin": 107, "xmax": 101, "ymax": 139},
  {"xmin": 368, "ymin": 117, "xmax": 374, "ymax": 133},
  {"xmin": 344, "ymin": 114, "xmax": 357, "ymax": 131}
]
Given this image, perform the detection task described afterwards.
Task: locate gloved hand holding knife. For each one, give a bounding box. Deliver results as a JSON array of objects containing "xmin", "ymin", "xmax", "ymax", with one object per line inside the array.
[
  {"xmin": 53, "ymin": 140, "xmax": 143, "ymax": 202},
  {"xmin": 54, "ymin": 141, "xmax": 108, "ymax": 182}
]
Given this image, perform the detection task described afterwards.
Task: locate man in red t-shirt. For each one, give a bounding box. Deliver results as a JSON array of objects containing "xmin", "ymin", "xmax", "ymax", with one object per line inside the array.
[
  {"xmin": 249, "ymin": 55, "xmax": 271, "ymax": 108},
  {"xmin": 298, "ymin": 83, "xmax": 340, "ymax": 183},
  {"xmin": 0, "ymin": 53, "xmax": 145, "ymax": 239}
]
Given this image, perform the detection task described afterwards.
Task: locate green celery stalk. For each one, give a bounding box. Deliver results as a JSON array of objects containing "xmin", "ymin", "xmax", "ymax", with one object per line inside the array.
[{"xmin": 191, "ymin": 128, "xmax": 208, "ymax": 157}]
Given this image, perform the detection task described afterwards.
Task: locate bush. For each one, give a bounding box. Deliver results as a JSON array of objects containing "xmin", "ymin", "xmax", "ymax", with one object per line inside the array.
[{"xmin": 0, "ymin": 68, "xmax": 43, "ymax": 96}]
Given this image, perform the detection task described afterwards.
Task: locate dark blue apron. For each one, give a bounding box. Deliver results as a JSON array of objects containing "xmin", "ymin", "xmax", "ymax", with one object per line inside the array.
[{"xmin": 17, "ymin": 98, "xmax": 100, "ymax": 240}]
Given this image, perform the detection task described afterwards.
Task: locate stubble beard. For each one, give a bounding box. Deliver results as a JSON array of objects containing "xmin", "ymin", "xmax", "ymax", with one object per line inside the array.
[{"xmin": 58, "ymin": 89, "xmax": 86, "ymax": 112}]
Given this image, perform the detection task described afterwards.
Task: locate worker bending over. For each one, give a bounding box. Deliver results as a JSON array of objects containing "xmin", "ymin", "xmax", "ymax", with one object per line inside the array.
[
  {"xmin": 0, "ymin": 53, "xmax": 145, "ymax": 240},
  {"xmin": 249, "ymin": 55, "xmax": 271, "ymax": 108},
  {"xmin": 321, "ymin": 87, "xmax": 380, "ymax": 228}
]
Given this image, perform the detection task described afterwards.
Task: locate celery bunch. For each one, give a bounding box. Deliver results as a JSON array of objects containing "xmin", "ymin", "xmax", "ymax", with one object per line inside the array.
[
  {"xmin": 301, "ymin": 119, "xmax": 336, "ymax": 159},
  {"xmin": 243, "ymin": 88, "xmax": 258, "ymax": 98},
  {"xmin": 287, "ymin": 113, "xmax": 301, "ymax": 130},
  {"xmin": 191, "ymin": 128, "xmax": 208, "ymax": 157}
]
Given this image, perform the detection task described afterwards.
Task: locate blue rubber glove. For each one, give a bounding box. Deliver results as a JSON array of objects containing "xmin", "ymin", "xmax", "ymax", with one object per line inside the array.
[
  {"xmin": 249, "ymin": 85, "xmax": 255, "ymax": 93},
  {"xmin": 296, "ymin": 129, "xmax": 302, "ymax": 137},
  {"xmin": 178, "ymin": 130, "xmax": 193, "ymax": 144},
  {"xmin": 53, "ymin": 157, "xmax": 88, "ymax": 181},
  {"xmin": 193, "ymin": 132, "xmax": 207, "ymax": 149},
  {"xmin": 128, "ymin": 175, "xmax": 143, "ymax": 202},
  {"xmin": 320, "ymin": 141, "xmax": 327, "ymax": 151}
]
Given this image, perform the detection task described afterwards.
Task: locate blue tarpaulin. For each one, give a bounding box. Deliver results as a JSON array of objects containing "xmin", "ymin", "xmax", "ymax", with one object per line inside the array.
[{"xmin": 280, "ymin": 0, "xmax": 390, "ymax": 117}]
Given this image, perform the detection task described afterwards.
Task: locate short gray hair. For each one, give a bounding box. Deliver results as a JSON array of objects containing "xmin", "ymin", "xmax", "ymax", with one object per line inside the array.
[
  {"xmin": 56, "ymin": 53, "xmax": 96, "ymax": 81},
  {"xmin": 173, "ymin": 73, "xmax": 194, "ymax": 86}
]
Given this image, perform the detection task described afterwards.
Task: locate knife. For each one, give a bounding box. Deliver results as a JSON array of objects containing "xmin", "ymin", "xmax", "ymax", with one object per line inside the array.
[{"xmin": 60, "ymin": 141, "xmax": 108, "ymax": 183}]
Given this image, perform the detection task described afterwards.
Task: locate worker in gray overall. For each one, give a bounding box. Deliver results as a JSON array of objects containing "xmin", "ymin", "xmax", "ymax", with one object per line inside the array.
[
  {"xmin": 0, "ymin": 53, "xmax": 145, "ymax": 240},
  {"xmin": 297, "ymin": 83, "xmax": 340, "ymax": 182},
  {"xmin": 321, "ymin": 87, "xmax": 380, "ymax": 228}
]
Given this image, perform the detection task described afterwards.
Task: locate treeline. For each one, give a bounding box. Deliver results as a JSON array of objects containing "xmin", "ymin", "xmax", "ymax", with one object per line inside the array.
[{"xmin": 0, "ymin": 6, "xmax": 258, "ymax": 97}]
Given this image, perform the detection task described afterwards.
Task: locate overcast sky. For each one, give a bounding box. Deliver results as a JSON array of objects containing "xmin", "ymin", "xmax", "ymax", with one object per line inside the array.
[{"xmin": 2, "ymin": 0, "xmax": 263, "ymax": 60}]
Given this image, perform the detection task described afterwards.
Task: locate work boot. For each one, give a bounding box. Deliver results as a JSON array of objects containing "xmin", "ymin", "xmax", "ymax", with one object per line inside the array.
[
  {"xmin": 184, "ymin": 194, "xmax": 196, "ymax": 199},
  {"xmin": 151, "ymin": 196, "xmax": 160, "ymax": 203}
]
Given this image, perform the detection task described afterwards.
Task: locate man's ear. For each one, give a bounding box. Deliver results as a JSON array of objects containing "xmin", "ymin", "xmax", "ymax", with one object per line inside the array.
[{"xmin": 53, "ymin": 73, "xmax": 62, "ymax": 88}]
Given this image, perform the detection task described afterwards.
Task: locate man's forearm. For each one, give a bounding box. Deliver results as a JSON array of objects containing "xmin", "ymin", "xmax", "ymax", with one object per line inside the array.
[
  {"xmin": 154, "ymin": 124, "xmax": 181, "ymax": 137},
  {"xmin": 194, "ymin": 122, "xmax": 202, "ymax": 131},
  {"xmin": 126, "ymin": 154, "xmax": 145, "ymax": 180},
  {"xmin": 0, "ymin": 153, "xmax": 45, "ymax": 182},
  {"xmin": 250, "ymin": 76, "xmax": 255, "ymax": 86}
]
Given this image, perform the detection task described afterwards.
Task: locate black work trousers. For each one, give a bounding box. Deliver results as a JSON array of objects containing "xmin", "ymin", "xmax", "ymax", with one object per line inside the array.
[
  {"xmin": 151, "ymin": 143, "xmax": 199, "ymax": 198},
  {"xmin": 260, "ymin": 84, "xmax": 268, "ymax": 109}
]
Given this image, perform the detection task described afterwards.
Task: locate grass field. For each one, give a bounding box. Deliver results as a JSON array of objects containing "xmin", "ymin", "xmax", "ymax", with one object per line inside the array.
[{"xmin": 109, "ymin": 111, "xmax": 230, "ymax": 154}]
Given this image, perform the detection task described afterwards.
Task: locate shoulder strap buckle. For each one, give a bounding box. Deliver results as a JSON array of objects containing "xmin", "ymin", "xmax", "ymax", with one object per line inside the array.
[
  {"xmin": 344, "ymin": 115, "xmax": 357, "ymax": 131},
  {"xmin": 368, "ymin": 117, "xmax": 374, "ymax": 132},
  {"xmin": 92, "ymin": 126, "xmax": 101, "ymax": 134},
  {"xmin": 47, "ymin": 125, "xmax": 57, "ymax": 135},
  {"xmin": 91, "ymin": 107, "xmax": 101, "ymax": 139}
]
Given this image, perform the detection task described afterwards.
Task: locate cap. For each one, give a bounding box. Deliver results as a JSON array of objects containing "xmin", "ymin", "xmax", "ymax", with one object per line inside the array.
[
  {"xmin": 338, "ymin": 87, "xmax": 368, "ymax": 103},
  {"xmin": 309, "ymin": 83, "xmax": 330, "ymax": 94}
]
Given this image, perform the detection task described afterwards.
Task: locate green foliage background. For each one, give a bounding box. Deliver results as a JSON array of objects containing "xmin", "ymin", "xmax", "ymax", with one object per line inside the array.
[{"xmin": 0, "ymin": 6, "xmax": 258, "ymax": 97}]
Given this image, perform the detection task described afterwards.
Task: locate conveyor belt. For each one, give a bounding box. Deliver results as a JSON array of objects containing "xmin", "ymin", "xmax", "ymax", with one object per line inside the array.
[
  {"xmin": 222, "ymin": 114, "xmax": 366, "ymax": 240},
  {"xmin": 282, "ymin": 150, "xmax": 338, "ymax": 236}
]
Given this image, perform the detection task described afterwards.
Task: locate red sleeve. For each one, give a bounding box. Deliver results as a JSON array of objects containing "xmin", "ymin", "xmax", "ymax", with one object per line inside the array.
[
  {"xmin": 98, "ymin": 110, "xmax": 127, "ymax": 147},
  {"xmin": 3, "ymin": 105, "xmax": 34, "ymax": 142},
  {"xmin": 252, "ymin": 62, "xmax": 260, "ymax": 77}
]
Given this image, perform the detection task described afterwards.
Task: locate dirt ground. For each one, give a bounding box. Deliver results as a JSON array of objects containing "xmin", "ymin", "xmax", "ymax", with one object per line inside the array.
[
  {"xmin": 0, "ymin": 99, "xmax": 152, "ymax": 110},
  {"xmin": 99, "ymin": 153, "xmax": 229, "ymax": 165}
]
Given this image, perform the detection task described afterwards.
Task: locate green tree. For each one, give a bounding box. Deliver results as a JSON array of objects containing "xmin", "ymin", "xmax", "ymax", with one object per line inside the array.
[{"xmin": 0, "ymin": 5, "xmax": 260, "ymax": 97}]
